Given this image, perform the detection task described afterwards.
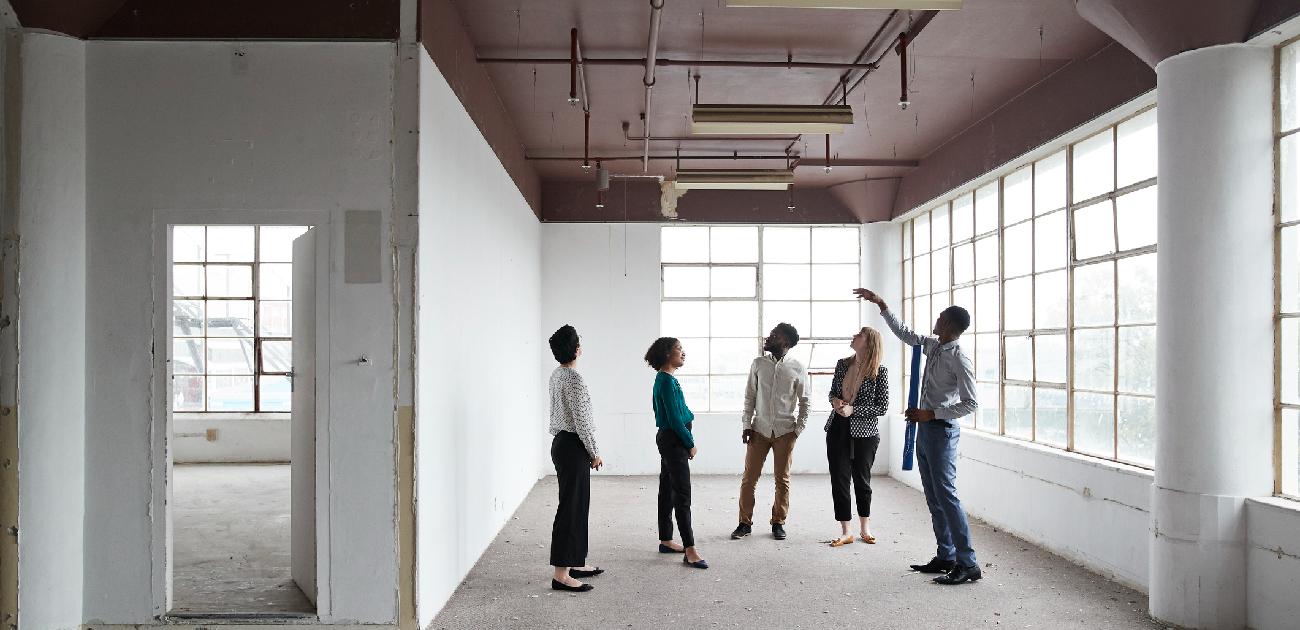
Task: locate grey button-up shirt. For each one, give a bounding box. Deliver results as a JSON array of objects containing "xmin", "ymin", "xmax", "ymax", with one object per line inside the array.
[
  {"xmin": 741, "ymin": 354, "xmax": 810, "ymax": 437},
  {"xmin": 881, "ymin": 308, "xmax": 979, "ymax": 422}
]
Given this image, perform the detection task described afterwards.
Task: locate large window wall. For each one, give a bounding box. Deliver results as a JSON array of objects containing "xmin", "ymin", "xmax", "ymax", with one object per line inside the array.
[
  {"xmin": 660, "ymin": 225, "xmax": 861, "ymax": 413},
  {"xmin": 1277, "ymin": 41, "xmax": 1300, "ymax": 497},
  {"xmin": 901, "ymin": 107, "xmax": 1158, "ymax": 467}
]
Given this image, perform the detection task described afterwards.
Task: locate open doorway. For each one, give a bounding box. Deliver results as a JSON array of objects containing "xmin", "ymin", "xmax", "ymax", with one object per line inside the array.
[{"xmin": 167, "ymin": 224, "xmax": 318, "ymax": 617}]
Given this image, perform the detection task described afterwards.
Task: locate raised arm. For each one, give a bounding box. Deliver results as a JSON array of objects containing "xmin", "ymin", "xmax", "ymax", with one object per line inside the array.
[
  {"xmin": 562, "ymin": 373, "xmax": 600, "ymax": 458},
  {"xmin": 854, "ymin": 288, "xmax": 934, "ymax": 348}
]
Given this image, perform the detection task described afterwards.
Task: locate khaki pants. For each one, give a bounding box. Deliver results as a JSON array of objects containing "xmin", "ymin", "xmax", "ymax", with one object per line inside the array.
[{"xmin": 738, "ymin": 431, "xmax": 797, "ymax": 525}]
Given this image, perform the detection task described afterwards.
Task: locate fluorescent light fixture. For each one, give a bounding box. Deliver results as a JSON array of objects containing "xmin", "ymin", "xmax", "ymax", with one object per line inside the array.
[
  {"xmin": 691, "ymin": 104, "xmax": 854, "ymax": 135},
  {"xmin": 673, "ymin": 169, "xmax": 795, "ymax": 190},
  {"xmin": 725, "ymin": 0, "xmax": 962, "ymax": 9}
]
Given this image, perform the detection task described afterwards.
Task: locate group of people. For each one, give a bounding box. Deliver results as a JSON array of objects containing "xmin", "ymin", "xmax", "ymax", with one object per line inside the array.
[{"xmin": 545, "ymin": 287, "xmax": 982, "ymax": 593}]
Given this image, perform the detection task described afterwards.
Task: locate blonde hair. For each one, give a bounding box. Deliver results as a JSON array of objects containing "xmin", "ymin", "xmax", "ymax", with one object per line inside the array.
[{"xmin": 855, "ymin": 327, "xmax": 883, "ymax": 379}]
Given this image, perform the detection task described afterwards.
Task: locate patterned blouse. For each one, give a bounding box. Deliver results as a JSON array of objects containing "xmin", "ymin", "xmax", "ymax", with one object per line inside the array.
[
  {"xmin": 549, "ymin": 366, "xmax": 599, "ymax": 458},
  {"xmin": 824, "ymin": 359, "xmax": 890, "ymax": 438}
]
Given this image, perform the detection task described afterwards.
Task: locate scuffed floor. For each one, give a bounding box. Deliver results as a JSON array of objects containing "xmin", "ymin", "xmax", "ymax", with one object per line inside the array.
[
  {"xmin": 432, "ymin": 475, "xmax": 1165, "ymax": 630},
  {"xmin": 172, "ymin": 463, "xmax": 314, "ymax": 616}
]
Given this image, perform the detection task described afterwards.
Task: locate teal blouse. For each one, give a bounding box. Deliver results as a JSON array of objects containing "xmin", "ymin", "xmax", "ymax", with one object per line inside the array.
[{"xmin": 652, "ymin": 371, "xmax": 695, "ymax": 448}]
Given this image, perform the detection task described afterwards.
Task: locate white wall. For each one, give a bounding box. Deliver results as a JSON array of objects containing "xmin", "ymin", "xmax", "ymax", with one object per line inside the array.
[
  {"xmin": 172, "ymin": 414, "xmax": 289, "ymax": 463},
  {"xmin": 415, "ymin": 52, "xmax": 545, "ymax": 626},
  {"xmin": 16, "ymin": 31, "xmax": 85, "ymax": 630},
  {"xmin": 1246, "ymin": 498, "xmax": 1300, "ymax": 629},
  {"xmin": 85, "ymin": 41, "xmax": 399, "ymax": 623}
]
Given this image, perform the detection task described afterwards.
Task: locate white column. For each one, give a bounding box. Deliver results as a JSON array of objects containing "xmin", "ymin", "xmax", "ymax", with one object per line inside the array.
[
  {"xmin": 861, "ymin": 222, "xmax": 903, "ymax": 468},
  {"xmin": 1152, "ymin": 43, "xmax": 1274, "ymax": 629}
]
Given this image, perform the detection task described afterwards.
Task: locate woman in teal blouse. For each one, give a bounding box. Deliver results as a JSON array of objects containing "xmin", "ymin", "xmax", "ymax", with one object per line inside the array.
[{"xmin": 645, "ymin": 337, "xmax": 708, "ymax": 569}]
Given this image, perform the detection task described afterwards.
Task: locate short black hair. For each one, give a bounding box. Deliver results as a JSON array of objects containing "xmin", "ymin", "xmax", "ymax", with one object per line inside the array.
[
  {"xmin": 774, "ymin": 322, "xmax": 800, "ymax": 347},
  {"xmin": 941, "ymin": 305, "xmax": 971, "ymax": 335},
  {"xmin": 644, "ymin": 336, "xmax": 679, "ymax": 370},
  {"xmin": 549, "ymin": 325, "xmax": 580, "ymax": 364}
]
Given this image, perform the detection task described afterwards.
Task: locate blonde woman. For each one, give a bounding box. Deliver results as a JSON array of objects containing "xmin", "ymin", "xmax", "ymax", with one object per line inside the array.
[{"xmin": 826, "ymin": 327, "xmax": 889, "ymax": 547}]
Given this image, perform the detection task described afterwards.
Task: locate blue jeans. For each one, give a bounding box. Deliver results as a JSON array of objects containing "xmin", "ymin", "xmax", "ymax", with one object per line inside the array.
[{"xmin": 915, "ymin": 422, "xmax": 977, "ymax": 567}]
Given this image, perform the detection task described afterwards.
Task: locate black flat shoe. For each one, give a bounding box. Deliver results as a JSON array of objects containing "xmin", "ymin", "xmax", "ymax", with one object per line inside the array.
[
  {"xmin": 658, "ymin": 543, "xmax": 681, "ymax": 554},
  {"xmin": 551, "ymin": 579, "xmax": 594, "ymax": 592},
  {"xmin": 569, "ymin": 567, "xmax": 604, "ymax": 578},
  {"xmin": 682, "ymin": 554, "xmax": 709, "ymax": 569},
  {"xmin": 934, "ymin": 564, "xmax": 982, "ymax": 585},
  {"xmin": 910, "ymin": 557, "xmax": 956, "ymax": 574},
  {"xmin": 771, "ymin": 523, "xmax": 787, "ymax": 540}
]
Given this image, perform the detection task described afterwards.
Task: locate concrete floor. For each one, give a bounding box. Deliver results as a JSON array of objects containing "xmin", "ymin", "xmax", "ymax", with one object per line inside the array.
[
  {"xmin": 433, "ymin": 475, "xmax": 1167, "ymax": 630},
  {"xmin": 172, "ymin": 463, "xmax": 314, "ymax": 616}
]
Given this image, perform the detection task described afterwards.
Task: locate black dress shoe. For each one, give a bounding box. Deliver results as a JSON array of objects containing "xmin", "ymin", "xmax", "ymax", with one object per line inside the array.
[
  {"xmin": 772, "ymin": 523, "xmax": 787, "ymax": 540},
  {"xmin": 568, "ymin": 567, "xmax": 603, "ymax": 578},
  {"xmin": 934, "ymin": 564, "xmax": 982, "ymax": 585},
  {"xmin": 909, "ymin": 558, "xmax": 956, "ymax": 574},
  {"xmin": 551, "ymin": 579, "xmax": 594, "ymax": 592},
  {"xmin": 731, "ymin": 523, "xmax": 752, "ymax": 539}
]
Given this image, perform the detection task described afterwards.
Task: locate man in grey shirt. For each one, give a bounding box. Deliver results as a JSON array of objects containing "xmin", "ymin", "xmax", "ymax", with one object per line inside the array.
[{"xmin": 855, "ymin": 288, "xmax": 982, "ymax": 585}]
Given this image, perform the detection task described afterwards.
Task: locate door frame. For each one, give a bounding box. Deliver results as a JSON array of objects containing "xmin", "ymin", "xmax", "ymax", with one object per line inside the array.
[{"xmin": 150, "ymin": 210, "xmax": 333, "ymax": 618}]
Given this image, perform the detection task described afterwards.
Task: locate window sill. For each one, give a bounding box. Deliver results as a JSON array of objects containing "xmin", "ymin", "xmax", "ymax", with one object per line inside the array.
[
  {"xmin": 1247, "ymin": 495, "xmax": 1300, "ymax": 515},
  {"xmin": 174, "ymin": 412, "xmax": 290, "ymax": 421},
  {"xmin": 941, "ymin": 422, "xmax": 1156, "ymax": 481}
]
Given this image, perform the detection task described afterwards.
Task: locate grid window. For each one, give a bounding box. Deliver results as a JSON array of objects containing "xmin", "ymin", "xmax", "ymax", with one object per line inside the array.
[
  {"xmin": 171, "ymin": 225, "xmax": 308, "ymax": 413},
  {"xmin": 1277, "ymin": 42, "xmax": 1300, "ymax": 497},
  {"xmin": 900, "ymin": 107, "xmax": 1157, "ymax": 467},
  {"xmin": 661, "ymin": 226, "xmax": 860, "ymax": 413}
]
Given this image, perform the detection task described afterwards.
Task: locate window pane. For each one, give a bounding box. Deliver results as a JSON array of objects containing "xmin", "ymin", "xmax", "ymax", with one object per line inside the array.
[
  {"xmin": 1284, "ymin": 43, "xmax": 1300, "ymax": 131},
  {"xmin": 662, "ymin": 226, "xmax": 710, "ymax": 263},
  {"xmin": 1035, "ymin": 334, "xmax": 1067, "ymax": 383},
  {"xmin": 261, "ymin": 340, "xmax": 293, "ymax": 373},
  {"xmin": 811, "ymin": 374, "xmax": 835, "ymax": 412},
  {"xmin": 975, "ymin": 182, "xmax": 999, "ymax": 235},
  {"xmin": 1074, "ymin": 328, "xmax": 1115, "ymax": 392},
  {"xmin": 260, "ymin": 263, "xmax": 293, "ymax": 300},
  {"xmin": 932, "ymin": 291, "xmax": 951, "ymax": 320},
  {"xmin": 931, "ymin": 247, "xmax": 950, "ymax": 293},
  {"xmin": 812, "ymin": 227, "xmax": 859, "ymax": 263},
  {"xmin": 260, "ymin": 226, "xmax": 309, "ymax": 263},
  {"xmin": 951, "ymin": 194, "xmax": 974, "ymax": 243},
  {"xmin": 1004, "ymin": 222, "xmax": 1032, "ymax": 278},
  {"xmin": 1116, "ymin": 109, "xmax": 1158, "ymax": 188},
  {"xmin": 977, "ymin": 382, "xmax": 1000, "ymax": 432},
  {"xmin": 913, "ymin": 213, "xmax": 930, "ymax": 254},
  {"xmin": 1118, "ymin": 395, "xmax": 1156, "ymax": 466},
  {"xmin": 173, "ymin": 339, "xmax": 204, "ymax": 375},
  {"xmin": 1283, "ymin": 226, "xmax": 1300, "ymax": 314},
  {"xmin": 173, "ymin": 300, "xmax": 204, "ymax": 337},
  {"xmin": 1073, "ymin": 130, "xmax": 1115, "ymax": 203},
  {"xmin": 711, "ymin": 375, "xmax": 748, "ymax": 412},
  {"xmin": 677, "ymin": 338, "xmax": 709, "ymax": 375},
  {"xmin": 914, "ymin": 254, "xmax": 931, "ymax": 295},
  {"xmin": 902, "ymin": 221, "xmax": 912, "ymax": 259},
  {"xmin": 1035, "ymin": 387, "xmax": 1068, "ymax": 447},
  {"xmin": 1035, "ymin": 270, "xmax": 1067, "ymax": 329},
  {"xmin": 174, "ymin": 376, "xmax": 205, "ymax": 411},
  {"xmin": 1035, "ymin": 150, "xmax": 1067, "ymax": 214},
  {"xmin": 762, "ymin": 302, "xmax": 811, "ymax": 337},
  {"xmin": 811, "ymin": 342, "xmax": 850, "ymax": 371},
  {"xmin": 952, "ymin": 243, "xmax": 974, "ymax": 286},
  {"xmin": 902, "ymin": 298, "xmax": 913, "ymax": 331},
  {"xmin": 1118, "ymin": 325, "xmax": 1157, "ymax": 395},
  {"xmin": 207, "ymin": 265, "xmax": 253, "ymax": 298},
  {"xmin": 763, "ymin": 264, "xmax": 811, "ymax": 300},
  {"xmin": 812, "ymin": 264, "xmax": 859, "ymax": 300},
  {"xmin": 1005, "ymin": 385, "xmax": 1032, "ymax": 438},
  {"xmin": 975, "ymin": 283, "xmax": 998, "ymax": 333},
  {"xmin": 975, "ymin": 235, "xmax": 998, "ymax": 281},
  {"xmin": 1116, "ymin": 186, "xmax": 1157, "ymax": 251},
  {"xmin": 975, "ymin": 332, "xmax": 999, "ymax": 382},
  {"xmin": 711, "ymin": 267, "xmax": 757, "ymax": 298},
  {"xmin": 1005, "ymin": 335, "xmax": 1032, "ymax": 381},
  {"xmin": 206, "ymin": 300, "xmax": 254, "ymax": 337},
  {"xmin": 207, "ymin": 226, "xmax": 255, "ymax": 262},
  {"xmin": 1117, "ymin": 253, "xmax": 1157, "ymax": 325},
  {"xmin": 1035, "ymin": 211, "xmax": 1066, "ymax": 271},
  {"xmin": 812, "ymin": 302, "xmax": 859, "ymax": 338},
  {"xmin": 1004, "ymin": 277, "xmax": 1032, "ymax": 331},
  {"xmin": 261, "ymin": 301, "xmax": 291, "ymax": 337},
  {"xmin": 1283, "ymin": 133, "xmax": 1300, "ymax": 224},
  {"xmin": 711, "ymin": 338, "xmax": 758, "ymax": 374},
  {"xmin": 913, "ymin": 295, "xmax": 930, "ymax": 332},
  {"xmin": 661, "ymin": 301, "xmax": 709, "ymax": 337},
  {"xmin": 1285, "ymin": 318, "xmax": 1300, "ymax": 405},
  {"xmin": 260, "ymin": 375, "xmax": 292, "ymax": 412},
  {"xmin": 174, "ymin": 226, "xmax": 205, "ymax": 262},
  {"xmin": 1282, "ymin": 408, "xmax": 1299, "ymax": 495},
  {"xmin": 711, "ymin": 226, "xmax": 759, "ymax": 263},
  {"xmin": 1074, "ymin": 392, "xmax": 1115, "ymax": 457},
  {"xmin": 174, "ymin": 264, "xmax": 205, "ymax": 297},
  {"xmin": 676, "ymin": 375, "xmax": 709, "ymax": 410},
  {"xmin": 208, "ymin": 338, "xmax": 255, "ymax": 375},
  {"xmin": 663, "ymin": 267, "xmax": 710, "ymax": 298},
  {"xmin": 930, "ymin": 205, "xmax": 950, "ymax": 249},
  {"xmin": 1004, "ymin": 167, "xmax": 1033, "ymax": 226},
  {"xmin": 903, "ymin": 259, "xmax": 913, "ymax": 298},
  {"xmin": 764, "ymin": 227, "xmax": 811, "ymax": 263},
  {"xmin": 1073, "ymin": 262, "xmax": 1115, "ymax": 327},
  {"xmin": 787, "ymin": 342, "xmax": 812, "ymax": 368},
  {"xmin": 711, "ymin": 301, "xmax": 758, "ymax": 338},
  {"xmin": 207, "ymin": 375, "xmax": 254, "ymax": 411},
  {"xmin": 1075, "ymin": 200, "xmax": 1116, "ymax": 260}
]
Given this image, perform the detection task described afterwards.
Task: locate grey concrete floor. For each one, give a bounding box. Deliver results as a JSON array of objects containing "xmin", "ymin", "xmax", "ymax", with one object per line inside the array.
[
  {"xmin": 172, "ymin": 463, "xmax": 314, "ymax": 616},
  {"xmin": 433, "ymin": 475, "xmax": 1166, "ymax": 630}
]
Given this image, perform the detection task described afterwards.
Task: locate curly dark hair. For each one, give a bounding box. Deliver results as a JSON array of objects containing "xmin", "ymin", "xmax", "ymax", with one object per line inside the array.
[
  {"xmin": 549, "ymin": 325, "xmax": 580, "ymax": 364},
  {"xmin": 941, "ymin": 305, "xmax": 971, "ymax": 335},
  {"xmin": 644, "ymin": 336, "xmax": 679, "ymax": 370},
  {"xmin": 773, "ymin": 322, "xmax": 800, "ymax": 347}
]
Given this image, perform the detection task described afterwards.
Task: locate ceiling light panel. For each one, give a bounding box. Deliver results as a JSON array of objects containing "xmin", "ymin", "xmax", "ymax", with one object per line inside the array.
[
  {"xmin": 673, "ymin": 169, "xmax": 795, "ymax": 190},
  {"xmin": 691, "ymin": 104, "xmax": 854, "ymax": 135},
  {"xmin": 724, "ymin": 0, "xmax": 962, "ymax": 9}
]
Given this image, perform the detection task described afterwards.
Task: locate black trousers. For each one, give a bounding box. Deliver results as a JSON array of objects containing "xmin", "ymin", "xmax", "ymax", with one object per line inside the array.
[
  {"xmin": 656, "ymin": 426, "xmax": 694, "ymax": 548},
  {"xmin": 826, "ymin": 417, "xmax": 880, "ymax": 522},
  {"xmin": 550, "ymin": 431, "xmax": 591, "ymax": 567}
]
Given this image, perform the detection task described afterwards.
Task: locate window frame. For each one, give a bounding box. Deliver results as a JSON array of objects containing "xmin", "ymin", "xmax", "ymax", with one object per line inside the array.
[{"xmin": 1275, "ymin": 39, "xmax": 1300, "ymax": 498}]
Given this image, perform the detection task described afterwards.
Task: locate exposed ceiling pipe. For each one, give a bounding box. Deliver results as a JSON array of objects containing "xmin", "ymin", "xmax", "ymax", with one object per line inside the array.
[
  {"xmin": 526, "ymin": 154, "xmax": 920, "ymax": 167},
  {"xmin": 479, "ymin": 55, "xmax": 880, "ymax": 71},
  {"xmin": 642, "ymin": 0, "xmax": 665, "ymax": 172},
  {"xmin": 621, "ymin": 121, "xmax": 798, "ymax": 143}
]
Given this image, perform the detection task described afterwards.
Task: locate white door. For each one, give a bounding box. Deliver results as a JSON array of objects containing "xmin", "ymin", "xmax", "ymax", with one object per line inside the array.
[{"xmin": 291, "ymin": 229, "xmax": 318, "ymax": 604}]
